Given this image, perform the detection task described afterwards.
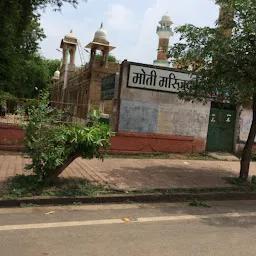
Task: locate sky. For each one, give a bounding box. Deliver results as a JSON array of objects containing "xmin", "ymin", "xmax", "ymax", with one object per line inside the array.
[{"xmin": 39, "ymin": 0, "xmax": 220, "ymax": 67}]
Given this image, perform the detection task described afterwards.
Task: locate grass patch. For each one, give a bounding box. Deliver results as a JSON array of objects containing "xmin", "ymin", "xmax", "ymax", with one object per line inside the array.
[
  {"xmin": 129, "ymin": 185, "xmax": 256, "ymax": 195},
  {"xmin": 104, "ymin": 152, "xmax": 216, "ymax": 160},
  {"xmin": 181, "ymin": 153, "xmax": 216, "ymax": 161},
  {"xmin": 0, "ymin": 175, "xmax": 107, "ymax": 199},
  {"xmin": 20, "ymin": 203, "xmax": 39, "ymax": 208},
  {"xmin": 73, "ymin": 202, "xmax": 83, "ymax": 206},
  {"xmin": 189, "ymin": 199, "xmax": 211, "ymax": 208},
  {"xmin": 2, "ymin": 175, "xmax": 256, "ymax": 201},
  {"xmin": 223, "ymin": 177, "xmax": 256, "ymax": 191},
  {"xmin": 104, "ymin": 153, "xmax": 170, "ymax": 159}
]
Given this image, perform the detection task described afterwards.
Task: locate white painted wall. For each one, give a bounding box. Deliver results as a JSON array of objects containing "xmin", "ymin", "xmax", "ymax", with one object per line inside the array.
[
  {"xmin": 235, "ymin": 107, "xmax": 254, "ymax": 152},
  {"xmin": 117, "ymin": 61, "xmax": 211, "ymax": 139}
]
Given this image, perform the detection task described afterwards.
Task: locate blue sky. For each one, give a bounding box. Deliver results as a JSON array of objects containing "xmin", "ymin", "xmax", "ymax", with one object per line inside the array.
[{"xmin": 39, "ymin": 0, "xmax": 219, "ymax": 66}]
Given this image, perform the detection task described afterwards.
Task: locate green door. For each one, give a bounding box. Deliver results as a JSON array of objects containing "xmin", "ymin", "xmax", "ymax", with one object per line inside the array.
[{"xmin": 206, "ymin": 108, "xmax": 236, "ymax": 152}]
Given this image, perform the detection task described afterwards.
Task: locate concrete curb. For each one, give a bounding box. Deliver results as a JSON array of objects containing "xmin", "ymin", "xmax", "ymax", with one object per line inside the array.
[{"xmin": 1, "ymin": 191, "xmax": 256, "ymax": 207}]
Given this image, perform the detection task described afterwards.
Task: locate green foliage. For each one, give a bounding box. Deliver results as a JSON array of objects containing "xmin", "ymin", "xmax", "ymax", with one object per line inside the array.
[
  {"xmin": 1, "ymin": 175, "xmax": 104, "ymax": 199},
  {"xmin": 10, "ymin": 55, "xmax": 60, "ymax": 99},
  {"xmin": 168, "ymin": 0, "xmax": 256, "ymax": 105},
  {"xmin": 57, "ymin": 181, "xmax": 104, "ymax": 197},
  {"xmin": 7, "ymin": 98, "xmax": 19, "ymax": 114},
  {"xmin": 4, "ymin": 175, "xmax": 43, "ymax": 198},
  {"xmin": 168, "ymin": 0, "xmax": 256, "ymax": 180},
  {"xmin": 87, "ymin": 109, "xmax": 101, "ymax": 124},
  {"xmin": 189, "ymin": 200, "xmax": 211, "ymax": 208},
  {"xmin": 224, "ymin": 177, "xmax": 256, "ymax": 190},
  {"xmin": 24, "ymin": 99, "xmax": 39, "ymax": 112},
  {"xmin": 20, "ymin": 203, "xmax": 39, "ymax": 208},
  {"xmin": 251, "ymin": 176, "xmax": 256, "ymax": 184},
  {"xmin": 95, "ymin": 53, "xmax": 118, "ymax": 63},
  {"xmin": 0, "ymin": 3, "xmax": 46, "ymax": 95},
  {"xmin": 45, "ymin": 59, "xmax": 61, "ymax": 78},
  {"xmin": 225, "ymin": 177, "xmax": 250, "ymax": 186},
  {"xmin": 0, "ymin": 90, "xmax": 17, "ymax": 102},
  {"xmin": 20, "ymin": 91, "xmax": 114, "ymax": 181},
  {"xmin": 0, "ymin": 0, "xmax": 80, "ymax": 97}
]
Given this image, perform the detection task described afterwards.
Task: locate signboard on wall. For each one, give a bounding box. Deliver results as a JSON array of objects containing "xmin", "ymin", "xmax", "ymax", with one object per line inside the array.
[
  {"xmin": 101, "ymin": 73, "xmax": 119, "ymax": 100},
  {"xmin": 127, "ymin": 64, "xmax": 196, "ymax": 93}
]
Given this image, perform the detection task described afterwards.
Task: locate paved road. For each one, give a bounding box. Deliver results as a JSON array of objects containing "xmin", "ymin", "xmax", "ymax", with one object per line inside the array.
[{"xmin": 1, "ymin": 201, "xmax": 256, "ymax": 256}]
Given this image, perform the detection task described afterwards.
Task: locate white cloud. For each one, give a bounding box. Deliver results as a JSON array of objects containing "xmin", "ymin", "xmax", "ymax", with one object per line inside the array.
[
  {"xmin": 107, "ymin": 4, "xmax": 134, "ymax": 30},
  {"xmin": 129, "ymin": 0, "xmax": 219, "ymax": 64},
  {"xmin": 39, "ymin": 5, "xmax": 97, "ymax": 66},
  {"xmin": 39, "ymin": 0, "xmax": 220, "ymax": 67}
]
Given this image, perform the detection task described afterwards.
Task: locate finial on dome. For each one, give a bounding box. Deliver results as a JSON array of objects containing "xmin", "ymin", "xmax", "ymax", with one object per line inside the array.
[
  {"xmin": 70, "ymin": 29, "xmax": 73, "ymax": 33},
  {"xmin": 100, "ymin": 22, "xmax": 103, "ymax": 28}
]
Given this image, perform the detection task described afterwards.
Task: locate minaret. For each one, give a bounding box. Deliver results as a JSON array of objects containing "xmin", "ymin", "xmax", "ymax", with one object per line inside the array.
[{"xmin": 154, "ymin": 13, "xmax": 174, "ymax": 67}]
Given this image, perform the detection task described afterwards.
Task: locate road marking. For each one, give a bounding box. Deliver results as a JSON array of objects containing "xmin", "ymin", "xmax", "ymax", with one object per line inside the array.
[
  {"xmin": 0, "ymin": 211, "xmax": 256, "ymax": 231},
  {"xmin": 0, "ymin": 201, "xmax": 255, "ymax": 215},
  {"xmin": 0, "ymin": 219, "xmax": 124, "ymax": 231},
  {"xmin": 138, "ymin": 212, "xmax": 256, "ymax": 223}
]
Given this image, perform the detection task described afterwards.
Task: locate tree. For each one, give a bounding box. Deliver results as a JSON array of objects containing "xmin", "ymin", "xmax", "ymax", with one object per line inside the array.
[
  {"xmin": 95, "ymin": 53, "xmax": 118, "ymax": 63},
  {"xmin": 0, "ymin": 2, "xmax": 45, "ymax": 94},
  {"xmin": 18, "ymin": 56, "xmax": 61, "ymax": 98},
  {"xmin": 168, "ymin": 0, "xmax": 256, "ymax": 180},
  {"xmin": 45, "ymin": 59, "xmax": 61, "ymax": 79},
  {"xmin": 21, "ymin": 91, "xmax": 114, "ymax": 183},
  {"xmin": 0, "ymin": 0, "xmax": 86, "ymax": 96}
]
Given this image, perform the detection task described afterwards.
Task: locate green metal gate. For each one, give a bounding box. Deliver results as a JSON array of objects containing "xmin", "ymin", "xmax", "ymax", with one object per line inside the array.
[{"xmin": 206, "ymin": 108, "xmax": 236, "ymax": 152}]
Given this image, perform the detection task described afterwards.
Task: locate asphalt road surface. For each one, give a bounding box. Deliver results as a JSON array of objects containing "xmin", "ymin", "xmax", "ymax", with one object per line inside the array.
[{"xmin": 1, "ymin": 200, "xmax": 256, "ymax": 256}]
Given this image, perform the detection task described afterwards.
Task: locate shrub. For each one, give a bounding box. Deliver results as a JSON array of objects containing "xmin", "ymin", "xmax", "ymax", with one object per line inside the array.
[{"xmin": 21, "ymin": 90, "xmax": 114, "ymax": 182}]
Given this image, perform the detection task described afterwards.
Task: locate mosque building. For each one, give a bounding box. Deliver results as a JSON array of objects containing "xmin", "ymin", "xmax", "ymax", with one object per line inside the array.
[
  {"xmin": 51, "ymin": 8, "xmax": 244, "ymax": 155},
  {"xmin": 51, "ymin": 13, "xmax": 174, "ymax": 121}
]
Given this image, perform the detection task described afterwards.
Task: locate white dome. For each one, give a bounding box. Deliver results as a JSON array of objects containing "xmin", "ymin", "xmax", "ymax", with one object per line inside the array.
[
  {"xmin": 160, "ymin": 13, "xmax": 173, "ymax": 24},
  {"xmin": 94, "ymin": 23, "xmax": 108, "ymax": 42},
  {"xmin": 54, "ymin": 70, "xmax": 60, "ymax": 78}
]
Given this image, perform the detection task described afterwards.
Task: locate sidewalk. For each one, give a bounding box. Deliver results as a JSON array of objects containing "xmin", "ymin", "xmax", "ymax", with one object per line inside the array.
[{"xmin": 0, "ymin": 153, "xmax": 256, "ymax": 191}]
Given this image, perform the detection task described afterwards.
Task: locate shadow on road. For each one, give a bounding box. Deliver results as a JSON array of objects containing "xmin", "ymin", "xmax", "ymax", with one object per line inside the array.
[
  {"xmin": 159, "ymin": 201, "xmax": 256, "ymax": 228},
  {"xmin": 101, "ymin": 164, "xmax": 237, "ymax": 190}
]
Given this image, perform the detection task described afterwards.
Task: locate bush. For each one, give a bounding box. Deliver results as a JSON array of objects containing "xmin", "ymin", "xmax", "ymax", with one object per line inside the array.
[
  {"xmin": 95, "ymin": 53, "xmax": 118, "ymax": 63},
  {"xmin": 21, "ymin": 90, "xmax": 114, "ymax": 182},
  {"xmin": 7, "ymin": 99, "xmax": 18, "ymax": 114},
  {"xmin": 24, "ymin": 99, "xmax": 39, "ymax": 109}
]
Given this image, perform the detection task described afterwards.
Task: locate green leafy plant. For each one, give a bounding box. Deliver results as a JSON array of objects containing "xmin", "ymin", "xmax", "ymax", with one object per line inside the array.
[
  {"xmin": 251, "ymin": 176, "xmax": 256, "ymax": 185},
  {"xmin": 1, "ymin": 175, "xmax": 106, "ymax": 199},
  {"xmin": 23, "ymin": 99, "xmax": 39, "ymax": 112},
  {"xmin": 224, "ymin": 177, "xmax": 251, "ymax": 187},
  {"xmin": 95, "ymin": 53, "xmax": 118, "ymax": 63},
  {"xmin": 73, "ymin": 202, "xmax": 83, "ymax": 205},
  {"xmin": 20, "ymin": 90, "xmax": 114, "ymax": 183},
  {"xmin": 189, "ymin": 199, "xmax": 211, "ymax": 208},
  {"xmin": 20, "ymin": 203, "xmax": 39, "ymax": 208}
]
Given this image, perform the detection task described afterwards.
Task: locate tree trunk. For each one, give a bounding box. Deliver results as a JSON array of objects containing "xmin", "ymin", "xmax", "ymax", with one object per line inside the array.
[
  {"xmin": 239, "ymin": 93, "xmax": 256, "ymax": 180},
  {"xmin": 44, "ymin": 153, "xmax": 80, "ymax": 184}
]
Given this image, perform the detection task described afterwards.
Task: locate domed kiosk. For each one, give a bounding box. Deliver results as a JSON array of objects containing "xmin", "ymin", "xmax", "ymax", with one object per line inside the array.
[{"xmin": 85, "ymin": 23, "xmax": 115, "ymax": 68}]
